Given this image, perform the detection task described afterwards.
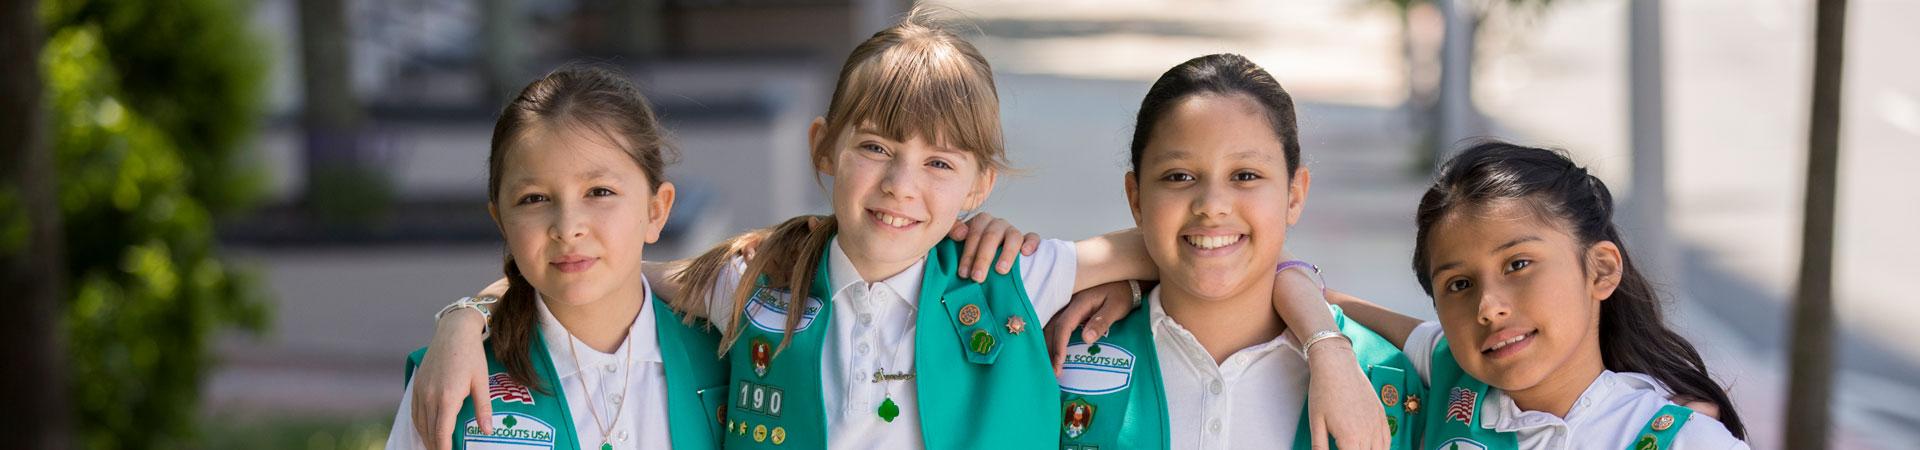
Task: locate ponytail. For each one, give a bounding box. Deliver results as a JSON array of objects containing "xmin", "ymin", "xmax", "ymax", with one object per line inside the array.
[
  {"xmin": 676, "ymin": 215, "xmax": 839, "ymax": 357},
  {"xmin": 490, "ymin": 255, "xmax": 551, "ymax": 395}
]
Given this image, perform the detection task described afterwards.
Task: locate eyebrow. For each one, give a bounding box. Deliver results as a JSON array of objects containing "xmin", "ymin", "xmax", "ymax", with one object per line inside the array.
[
  {"xmin": 503, "ymin": 167, "xmax": 620, "ymax": 192},
  {"xmin": 1147, "ymin": 149, "xmax": 1275, "ymax": 164},
  {"xmin": 1426, "ymin": 236, "xmax": 1543, "ymax": 280}
]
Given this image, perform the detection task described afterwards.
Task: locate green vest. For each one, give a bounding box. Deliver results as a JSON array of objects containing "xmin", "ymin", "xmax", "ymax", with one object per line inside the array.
[
  {"xmin": 1420, "ymin": 338, "xmax": 1695, "ymax": 450},
  {"xmin": 1056, "ymin": 303, "xmax": 1426, "ymax": 450},
  {"xmin": 403, "ymin": 294, "xmax": 731, "ymax": 450},
  {"xmin": 721, "ymin": 237, "xmax": 1059, "ymax": 449}
]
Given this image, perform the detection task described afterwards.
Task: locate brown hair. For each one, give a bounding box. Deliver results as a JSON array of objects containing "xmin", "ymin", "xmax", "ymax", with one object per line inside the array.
[
  {"xmin": 674, "ymin": 8, "xmax": 1005, "ymax": 356},
  {"xmin": 485, "ymin": 65, "xmax": 678, "ymax": 394},
  {"xmin": 1129, "ymin": 53, "xmax": 1301, "ymax": 177}
]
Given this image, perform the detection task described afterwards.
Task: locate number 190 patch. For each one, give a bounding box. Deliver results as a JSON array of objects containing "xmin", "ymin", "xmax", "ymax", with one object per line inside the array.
[{"xmin": 736, "ymin": 380, "xmax": 785, "ymax": 418}]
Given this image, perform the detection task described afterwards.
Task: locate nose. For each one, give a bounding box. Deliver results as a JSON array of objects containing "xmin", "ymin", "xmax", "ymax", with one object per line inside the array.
[
  {"xmin": 1476, "ymin": 283, "xmax": 1513, "ymax": 326},
  {"xmin": 1191, "ymin": 179, "xmax": 1231, "ymax": 219},
  {"xmin": 549, "ymin": 200, "xmax": 589, "ymax": 243},
  {"xmin": 879, "ymin": 159, "xmax": 918, "ymax": 200}
]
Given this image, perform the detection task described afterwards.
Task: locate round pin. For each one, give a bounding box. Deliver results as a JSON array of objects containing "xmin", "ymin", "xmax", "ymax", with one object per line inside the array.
[
  {"xmin": 1382, "ymin": 384, "xmax": 1400, "ymax": 407},
  {"xmin": 754, "ymin": 424, "xmax": 768, "ymax": 442},
  {"xmin": 1652, "ymin": 414, "xmax": 1675, "ymax": 431},
  {"xmin": 772, "ymin": 427, "xmax": 787, "ymax": 445},
  {"xmin": 958, "ymin": 304, "xmax": 982, "ymax": 325}
]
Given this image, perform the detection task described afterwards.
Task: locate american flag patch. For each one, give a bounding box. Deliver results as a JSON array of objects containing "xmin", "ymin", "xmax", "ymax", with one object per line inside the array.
[
  {"xmin": 1447, "ymin": 387, "xmax": 1476, "ymax": 423},
  {"xmin": 489, "ymin": 373, "xmax": 535, "ymax": 405}
]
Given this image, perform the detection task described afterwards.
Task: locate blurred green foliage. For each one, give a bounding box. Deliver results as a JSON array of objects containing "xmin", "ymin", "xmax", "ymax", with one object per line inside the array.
[{"xmin": 40, "ymin": 0, "xmax": 273, "ymax": 448}]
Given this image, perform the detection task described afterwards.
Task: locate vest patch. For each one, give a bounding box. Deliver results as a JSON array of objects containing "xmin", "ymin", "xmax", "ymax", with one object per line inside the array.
[
  {"xmin": 1058, "ymin": 342, "xmax": 1136, "ymax": 395},
  {"xmin": 1436, "ymin": 437, "xmax": 1489, "ymax": 450},
  {"xmin": 487, "ymin": 373, "xmax": 534, "ymax": 405},
  {"xmin": 462, "ymin": 412, "xmax": 556, "ymax": 449},
  {"xmin": 1063, "ymin": 397, "xmax": 1097, "ymax": 439},
  {"xmin": 743, "ymin": 287, "xmax": 822, "ymax": 333}
]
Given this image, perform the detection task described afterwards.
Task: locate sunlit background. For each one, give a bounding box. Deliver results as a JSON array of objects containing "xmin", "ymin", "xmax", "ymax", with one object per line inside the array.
[{"xmin": 5, "ymin": 0, "xmax": 1913, "ymax": 448}]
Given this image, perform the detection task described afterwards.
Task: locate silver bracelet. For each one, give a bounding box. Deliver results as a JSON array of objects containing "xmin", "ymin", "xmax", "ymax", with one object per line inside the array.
[
  {"xmin": 436, "ymin": 296, "xmax": 498, "ymax": 338},
  {"xmin": 1126, "ymin": 280, "xmax": 1143, "ymax": 309},
  {"xmin": 1299, "ymin": 329, "xmax": 1351, "ymax": 358}
]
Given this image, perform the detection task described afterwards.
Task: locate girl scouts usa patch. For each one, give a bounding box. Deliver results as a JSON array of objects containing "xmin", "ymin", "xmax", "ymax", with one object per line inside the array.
[
  {"xmin": 1436, "ymin": 438, "xmax": 1489, "ymax": 450},
  {"xmin": 744, "ymin": 287, "xmax": 822, "ymax": 333},
  {"xmin": 1058, "ymin": 342, "xmax": 1136, "ymax": 395},
  {"xmin": 463, "ymin": 412, "xmax": 556, "ymax": 449}
]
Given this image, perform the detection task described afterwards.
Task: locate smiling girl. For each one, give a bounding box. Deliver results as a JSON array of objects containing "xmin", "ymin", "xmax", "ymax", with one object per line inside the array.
[
  {"xmin": 1329, "ymin": 141, "xmax": 1748, "ymax": 449},
  {"xmin": 382, "ymin": 66, "xmax": 723, "ymax": 450}
]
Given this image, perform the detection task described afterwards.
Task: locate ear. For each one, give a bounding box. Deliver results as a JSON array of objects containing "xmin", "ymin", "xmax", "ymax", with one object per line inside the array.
[
  {"xmin": 644, "ymin": 182, "xmax": 676, "ymax": 243},
  {"xmin": 962, "ymin": 168, "xmax": 997, "ymax": 210},
  {"xmin": 488, "ymin": 202, "xmax": 505, "ymax": 237},
  {"xmin": 809, "ymin": 117, "xmax": 834, "ymax": 176},
  {"xmin": 1586, "ymin": 240, "xmax": 1624, "ymax": 301},
  {"xmin": 1123, "ymin": 172, "xmax": 1143, "ymax": 226},
  {"xmin": 1285, "ymin": 166, "xmax": 1311, "ymax": 227}
]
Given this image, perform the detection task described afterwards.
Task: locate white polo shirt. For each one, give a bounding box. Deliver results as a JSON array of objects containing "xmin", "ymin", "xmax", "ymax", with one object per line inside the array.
[
  {"xmin": 706, "ymin": 238, "xmax": 1079, "ymax": 450},
  {"xmin": 386, "ymin": 278, "xmax": 673, "ymax": 450},
  {"xmin": 1147, "ymin": 287, "xmax": 1310, "ymax": 450},
  {"xmin": 1403, "ymin": 321, "xmax": 1750, "ymax": 450}
]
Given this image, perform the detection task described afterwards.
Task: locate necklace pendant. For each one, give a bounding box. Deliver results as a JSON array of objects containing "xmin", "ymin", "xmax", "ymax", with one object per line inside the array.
[
  {"xmin": 601, "ymin": 443, "xmax": 613, "ymax": 450},
  {"xmin": 877, "ymin": 397, "xmax": 900, "ymax": 422}
]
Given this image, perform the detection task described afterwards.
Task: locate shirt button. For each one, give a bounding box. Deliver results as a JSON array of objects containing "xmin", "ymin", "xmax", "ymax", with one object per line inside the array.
[
  {"xmin": 604, "ymin": 362, "xmax": 618, "ymax": 373},
  {"xmin": 857, "ymin": 343, "xmax": 871, "ymax": 355},
  {"xmin": 610, "ymin": 393, "xmax": 622, "ymax": 406},
  {"xmin": 860, "ymin": 313, "xmax": 873, "ymax": 324},
  {"xmin": 617, "ymin": 430, "xmax": 630, "ymax": 442},
  {"xmin": 1209, "ymin": 380, "xmax": 1223, "ymax": 394},
  {"xmin": 1207, "ymin": 418, "xmax": 1221, "ymax": 434}
]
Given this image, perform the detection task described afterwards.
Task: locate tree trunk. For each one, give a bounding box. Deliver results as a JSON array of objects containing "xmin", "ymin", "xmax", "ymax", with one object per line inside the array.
[
  {"xmin": 0, "ymin": 0, "xmax": 71, "ymax": 448},
  {"xmin": 1786, "ymin": 0, "xmax": 1847, "ymax": 449}
]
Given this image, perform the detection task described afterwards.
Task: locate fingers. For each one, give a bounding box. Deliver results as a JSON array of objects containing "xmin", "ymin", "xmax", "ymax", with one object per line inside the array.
[
  {"xmin": 1046, "ymin": 296, "xmax": 1101, "ymax": 376},
  {"xmin": 472, "ymin": 374, "xmax": 494, "ymax": 435},
  {"xmin": 947, "ymin": 219, "xmax": 969, "ymax": 241},
  {"xmin": 1021, "ymin": 232, "xmax": 1040, "ymax": 256},
  {"xmin": 1078, "ymin": 292, "xmax": 1131, "ymax": 345},
  {"xmin": 967, "ymin": 220, "xmax": 1005, "ymax": 283},
  {"xmin": 1310, "ymin": 416, "xmax": 1330, "ymax": 450},
  {"xmin": 992, "ymin": 229, "xmax": 1023, "ymax": 276}
]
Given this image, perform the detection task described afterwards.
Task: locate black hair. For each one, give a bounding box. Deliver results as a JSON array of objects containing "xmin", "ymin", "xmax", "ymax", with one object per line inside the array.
[
  {"xmin": 1411, "ymin": 140, "xmax": 1745, "ymax": 438},
  {"xmin": 1129, "ymin": 53, "xmax": 1301, "ymax": 176}
]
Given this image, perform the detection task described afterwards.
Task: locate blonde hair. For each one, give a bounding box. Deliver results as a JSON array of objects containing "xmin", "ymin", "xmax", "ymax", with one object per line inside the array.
[{"xmin": 676, "ymin": 8, "xmax": 1005, "ymax": 355}]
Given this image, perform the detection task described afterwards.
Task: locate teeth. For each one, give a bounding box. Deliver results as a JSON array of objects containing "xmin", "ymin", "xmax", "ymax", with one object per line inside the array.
[
  {"xmin": 1184, "ymin": 234, "xmax": 1242, "ymax": 250},
  {"xmin": 874, "ymin": 211, "xmax": 913, "ymax": 227},
  {"xmin": 1490, "ymin": 333, "xmax": 1528, "ymax": 351}
]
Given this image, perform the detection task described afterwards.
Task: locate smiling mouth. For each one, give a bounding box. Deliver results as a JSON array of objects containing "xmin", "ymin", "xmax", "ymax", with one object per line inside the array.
[
  {"xmin": 869, "ymin": 209, "xmax": 920, "ymax": 228},
  {"xmin": 1484, "ymin": 330, "xmax": 1538, "ymax": 354},
  {"xmin": 1183, "ymin": 234, "xmax": 1244, "ymax": 250}
]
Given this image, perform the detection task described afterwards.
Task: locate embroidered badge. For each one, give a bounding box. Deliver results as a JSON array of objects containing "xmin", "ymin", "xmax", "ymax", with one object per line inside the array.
[
  {"xmin": 488, "ymin": 373, "xmax": 535, "ymax": 405},
  {"xmin": 1063, "ymin": 398, "xmax": 1097, "ymax": 440},
  {"xmin": 1651, "ymin": 413, "xmax": 1675, "ymax": 431},
  {"xmin": 462, "ymin": 412, "xmax": 557, "ymax": 449},
  {"xmin": 750, "ymin": 338, "xmax": 773, "ymax": 378},
  {"xmin": 1005, "ymin": 316, "xmax": 1027, "ymax": 335},
  {"xmin": 1059, "ymin": 342, "xmax": 1136, "ymax": 395},
  {"xmin": 969, "ymin": 329, "xmax": 996, "ymax": 354},
  {"xmin": 1447, "ymin": 387, "xmax": 1477, "ymax": 423},
  {"xmin": 1634, "ymin": 434, "xmax": 1658, "ymax": 450},
  {"xmin": 1382, "ymin": 384, "xmax": 1400, "ymax": 407},
  {"xmin": 1405, "ymin": 394, "xmax": 1421, "ymax": 414},
  {"xmin": 1437, "ymin": 437, "xmax": 1490, "ymax": 450},
  {"xmin": 744, "ymin": 288, "xmax": 822, "ymax": 333},
  {"xmin": 958, "ymin": 303, "xmax": 982, "ymax": 326}
]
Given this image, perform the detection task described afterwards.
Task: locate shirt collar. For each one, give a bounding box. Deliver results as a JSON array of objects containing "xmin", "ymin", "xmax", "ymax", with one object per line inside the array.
[
  {"xmin": 825, "ymin": 237, "xmax": 926, "ymax": 309},
  {"xmin": 1480, "ymin": 370, "xmax": 1628, "ymax": 432},
  {"xmin": 538, "ymin": 275, "xmax": 663, "ymax": 381},
  {"xmin": 1146, "ymin": 286, "xmax": 1298, "ymax": 366}
]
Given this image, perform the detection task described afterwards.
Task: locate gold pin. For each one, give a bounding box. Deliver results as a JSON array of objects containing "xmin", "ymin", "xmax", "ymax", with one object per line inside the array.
[
  {"xmin": 1651, "ymin": 414, "xmax": 1675, "ymax": 431},
  {"xmin": 958, "ymin": 304, "xmax": 982, "ymax": 325},
  {"xmin": 1006, "ymin": 316, "xmax": 1027, "ymax": 335}
]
